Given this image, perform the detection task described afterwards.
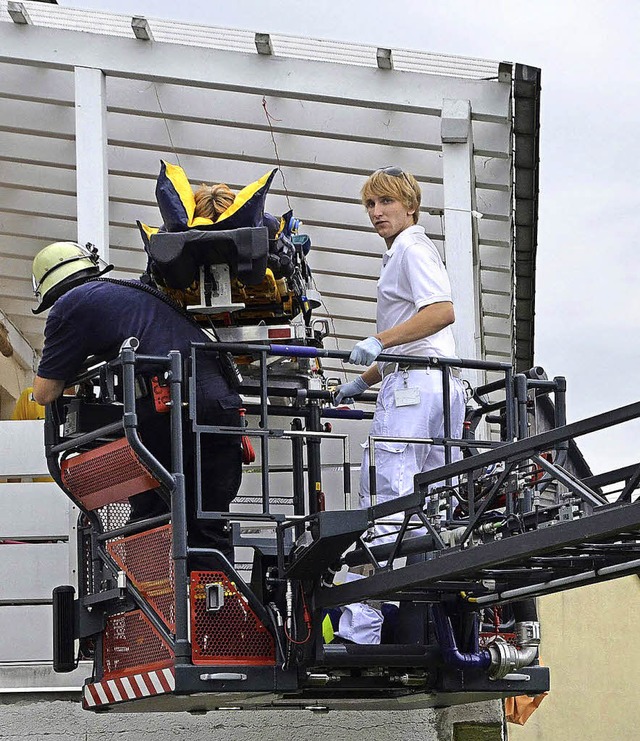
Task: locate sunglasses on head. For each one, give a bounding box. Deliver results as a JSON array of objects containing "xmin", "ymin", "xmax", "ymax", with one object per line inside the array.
[{"xmin": 375, "ymin": 166, "xmax": 407, "ymax": 179}]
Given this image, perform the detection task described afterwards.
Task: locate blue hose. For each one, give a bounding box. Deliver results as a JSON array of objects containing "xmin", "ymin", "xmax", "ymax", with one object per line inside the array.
[{"xmin": 431, "ymin": 604, "xmax": 491, "ymax": 670}]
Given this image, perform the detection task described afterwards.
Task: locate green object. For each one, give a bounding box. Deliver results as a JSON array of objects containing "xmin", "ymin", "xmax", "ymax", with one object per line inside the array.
[
  {"xmin": 453, "ymin": 723, "xmax": 502, "ymax": 741},
  {"xmin": 322, "ymin": 613, "xmax": 335, "ymax": 644}
]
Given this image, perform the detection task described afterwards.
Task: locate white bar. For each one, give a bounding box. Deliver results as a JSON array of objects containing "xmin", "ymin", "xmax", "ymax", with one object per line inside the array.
[
  {"xmin": 441, "ymin": 99, "xmax": 485, "ymax": 381},
  {"xmin": 107, "ymin": 679, "xmax": 123, "ymax": 702},
  {"xmin": 121, "ymin": 676, "xmax": 136, "ymax": 699},
  {"xmin": 134, "ymin": 673, "xmax": 151, "ymax": 696},
  {"xmin": 148, "ymin": 671, "xmax": 164, "ymax": 693},
  {"xmin": 94, "ymin": 682, "xmax": 109, "ymax": 705},
  {"xmin": 0, "ymin": 25, "xmax": 510, "ymax": 118},
  {"xmin": 162, "ymin": 668, "xmax": 175, "ymax": 690},
  {"xmin": 74, "ymin": 66, "xmax": 109, "ymax": 260}
]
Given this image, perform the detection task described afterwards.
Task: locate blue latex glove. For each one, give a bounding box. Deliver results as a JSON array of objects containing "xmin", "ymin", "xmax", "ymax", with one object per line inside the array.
[
  {"xmin": 349, "ymin": 336, "xmax": 383, "ymax": 366},
  {"xmin": 334, "ymin": 375, "xmax": 370, "ymax": 405}
]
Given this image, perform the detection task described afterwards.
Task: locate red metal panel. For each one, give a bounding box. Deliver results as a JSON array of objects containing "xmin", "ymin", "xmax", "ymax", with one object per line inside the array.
[
  {"xmin": 190, "ymin": 571, "xmax": 275, "ymax": 666},
  {"xmin": 107, "ymin": 525, "xmax": 175, "ymax": 631},
  {"xmin": 102, "ymin": 609, "xmax": 173, "ymax": 680},
  {"xmin": 60, "ymin": 437, "xmax": 160, "ymax": 510}
]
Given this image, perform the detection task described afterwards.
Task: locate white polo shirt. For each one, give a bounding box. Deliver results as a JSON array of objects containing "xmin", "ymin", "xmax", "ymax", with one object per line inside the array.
[{"xmin": 376, "ymin": 225, "xmax": 456, "ymax": 360}]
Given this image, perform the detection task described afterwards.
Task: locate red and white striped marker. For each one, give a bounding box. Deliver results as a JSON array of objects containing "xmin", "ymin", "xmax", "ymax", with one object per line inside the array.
[{"xmin": 83, "ymin": 667, "xmax": 175, "ymax": 709}]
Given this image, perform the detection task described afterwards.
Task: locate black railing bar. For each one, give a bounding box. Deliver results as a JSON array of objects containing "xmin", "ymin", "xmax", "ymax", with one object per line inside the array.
[
  {"xmin": 96, "ymin": 513, "xmax": 170, "ymax": 541},
  {"xmin": 121, "ymin": 347, "xmax": 175, "ymax": 491},
  {"xmin": 195, "ymin": 511, "xmax": 286, "ymax": 522},
  {"xmin": 532, "ymin": 455, "xmax": 608, "ymax": 508},
  {"xmin": 584, "ymin": 463, "xmax": 640, "ymax": 489},
  {"xmin": 189, "ymin": 341, "xmax": 512, "ymax": 372},
  {"xmin": 458, "ymin": 462, "xmax": 516, "ymax": 545},
  {"xmin": 616, "ymin": 462, "xmax": 640, "ymax": 503},
  {"xmin": 371, "ymin": 400, "xmax": 640, "ymax": 521},
  {"xmin": 50, "ymin": 420, "xmax": 124, "ymax": 453},
  {"xmin": 413, "ymin": 400, "xmax": 640, "ymax": 491}
]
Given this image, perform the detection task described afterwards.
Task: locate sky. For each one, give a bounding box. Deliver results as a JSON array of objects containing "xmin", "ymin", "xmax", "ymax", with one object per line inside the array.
[{"xmin": 58, "ymin": 0, "xmax": 640, "ymax": 474}]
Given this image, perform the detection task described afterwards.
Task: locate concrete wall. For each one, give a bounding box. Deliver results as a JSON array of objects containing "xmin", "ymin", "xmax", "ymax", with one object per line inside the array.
[
  {"xmin": 0, "ymin": 695, "xmax": 504, "ymax": 741},
  {"xmin": 509, "ymin": 578, "xmax": 640, "ymax": 741}
]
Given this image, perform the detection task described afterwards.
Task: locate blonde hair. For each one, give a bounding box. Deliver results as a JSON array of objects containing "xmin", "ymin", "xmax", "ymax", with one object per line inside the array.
[
  {"xmin": 361, "ymin": 168, "xmax": 421, "ymax": 224},
  {"xmin": 193, "ymin": 182, "xmax": 236, "ymax": 221}
]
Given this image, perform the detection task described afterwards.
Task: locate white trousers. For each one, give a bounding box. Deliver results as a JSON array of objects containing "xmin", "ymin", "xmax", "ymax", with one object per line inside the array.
[{"xmin": 344, "ymin": 368, "xmax": 466, "ymax": 644}]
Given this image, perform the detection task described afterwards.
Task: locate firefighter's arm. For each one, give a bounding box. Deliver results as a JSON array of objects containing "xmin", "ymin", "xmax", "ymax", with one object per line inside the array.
[
  {"xmin": 376, "ymin": 301, "xmax": 454, "ymax": 350},
  {"xmin": 33, "ymin": 375, "xmax": 65, "ymax": 405}
]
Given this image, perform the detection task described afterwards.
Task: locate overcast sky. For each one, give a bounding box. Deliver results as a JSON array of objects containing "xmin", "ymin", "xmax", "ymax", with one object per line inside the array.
[{"xmin": 59, "ymin": 0, "xmax": 640, "ymax": 473}]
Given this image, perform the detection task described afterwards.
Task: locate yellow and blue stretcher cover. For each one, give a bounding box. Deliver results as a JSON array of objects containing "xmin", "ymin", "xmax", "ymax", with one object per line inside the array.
[
  {"xmin": 155, "ymin": 160, "xmax": 277, "ymax": 232},
  {"xmin": 137, "ymin": 161, "xmax": 278, "ymax": 249}
]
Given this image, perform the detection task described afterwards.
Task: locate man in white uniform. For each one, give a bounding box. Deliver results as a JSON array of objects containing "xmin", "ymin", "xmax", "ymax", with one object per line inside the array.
[{"xmin": 334, "ymin": 166, "xmax": 466, "ymax": 643}]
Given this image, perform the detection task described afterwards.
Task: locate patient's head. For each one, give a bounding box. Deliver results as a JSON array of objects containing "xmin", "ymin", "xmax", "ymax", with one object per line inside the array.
[{"xmin": 193, "ymin": 182, "xmax": 235, "ymax": 221}]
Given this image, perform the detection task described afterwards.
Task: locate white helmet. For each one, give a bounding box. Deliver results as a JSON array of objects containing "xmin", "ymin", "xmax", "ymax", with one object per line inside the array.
[{"xmin": 32, "ymin": 242, "xmax": 113, "ymax": 314}]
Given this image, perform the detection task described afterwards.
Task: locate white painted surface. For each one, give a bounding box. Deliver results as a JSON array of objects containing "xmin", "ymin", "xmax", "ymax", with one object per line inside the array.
[
  {"xmin": 75, "ymin": 66, "xmax": 109, "ymax": 259},
  {"xmin": 0, "ymin": 542, "xmax": 71, "ymax": 602},
  {"xmin": 0, "ymin": 482, "xmax": 70, "ymax": 539},
  {"xmin": 0, "ymin": 2, "xmax": 500, "ymax": 80},
  {"xmin": 0, "ymin": 606, "xmax": 58, "ymax": 661},
  {"xmin": 441, "ymin": 98, "xmax": 485, "ymax": 384},
  {"xmin": 0, "ymin": 422, "xmax": 77, "ymax": 670},
  {"xmin": 0, "ymin": 421, "xmax": 48, "ymax": 476}
]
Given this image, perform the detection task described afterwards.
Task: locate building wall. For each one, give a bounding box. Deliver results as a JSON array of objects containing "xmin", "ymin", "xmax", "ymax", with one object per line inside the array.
[
  {"xmin": 0, "ymin": 353, "xmax": 30, "ymax": 419},
  {"xmin": 509, "ymin": 578, "xmax": 640, "ymax": 741},
  {"xmin": 0, "ymin": 2, "xmax": 515, "ymax": 375}
]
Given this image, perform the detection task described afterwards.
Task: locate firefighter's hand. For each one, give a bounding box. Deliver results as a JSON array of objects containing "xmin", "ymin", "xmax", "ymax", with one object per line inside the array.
[
  {"xmin": 349, "ymin": 336, "xmax": 383, "ymax": 365},
  {"xmin": 334, "ymin": 376, "xmax": 370, "ymax": 405}
]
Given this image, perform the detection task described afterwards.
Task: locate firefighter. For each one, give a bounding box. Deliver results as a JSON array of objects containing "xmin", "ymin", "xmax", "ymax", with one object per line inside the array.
[{"xmin": 31, "ymin": 241, "xmax": 242, "ymax": 559}]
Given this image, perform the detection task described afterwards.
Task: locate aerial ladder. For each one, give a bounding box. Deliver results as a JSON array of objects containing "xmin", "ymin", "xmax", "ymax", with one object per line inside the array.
[{"xmin": 45, "ymin": 202, "xmax": 640, "ymax": 714}]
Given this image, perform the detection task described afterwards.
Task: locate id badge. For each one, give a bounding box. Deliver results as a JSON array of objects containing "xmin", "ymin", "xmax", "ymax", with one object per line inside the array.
[{"xmin": 394, "ymin": 387, "xmax": 421, "ymax": 407}]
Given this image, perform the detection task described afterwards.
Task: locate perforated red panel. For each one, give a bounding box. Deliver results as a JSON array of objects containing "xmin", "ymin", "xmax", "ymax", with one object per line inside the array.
[
  {"xmin": 479, "ymin": 632, "xmax": 517, "ymax": 648},
  {"xmin": 61, "ymin": 437, "xmax": 160, "ymax": 510},
  {"xmin": 103, "ymin": 610, "xmax": 173, "ymax": 680},
  {"xmin": 107, "ymin": 525, "xmax": 175, "ymax": 631},
  {"xmin": 190, "ymin": 571, "xmax": 275, "ymax": 666}
]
